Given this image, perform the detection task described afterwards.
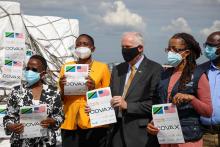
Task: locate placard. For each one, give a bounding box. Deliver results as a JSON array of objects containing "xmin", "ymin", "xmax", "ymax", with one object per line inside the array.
[
  {"xmin": 0, "ymin": 32, "xmax": 25, "ymax": 88},
  {"xmin": 64, "ymin": 64, "xmax": 88, "ymax": 95},
  {"xmin": 0, "ymin": 105, "xmax": 9, "ymax": 138},
  {"xmin": 86, "ymin": 87, "xmax": 116, "ymax": 127},
  {"xmin": 152, "ymin": 103, "xmax": 185, "ymax": 144},
  {"xmin": 20, "ymin": 104, "xmax": 47, "ymax": 139}
]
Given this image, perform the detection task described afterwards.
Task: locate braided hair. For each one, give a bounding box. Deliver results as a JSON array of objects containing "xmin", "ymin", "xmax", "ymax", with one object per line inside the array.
[{"xmin": 171, "ymin": 33, "xmax": 201, "ymax": 90}]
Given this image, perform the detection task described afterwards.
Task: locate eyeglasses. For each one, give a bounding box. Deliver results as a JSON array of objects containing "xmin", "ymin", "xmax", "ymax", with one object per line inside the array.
[
  {"xmin": 165, "ymin": 47, "xmax": 187, "ymax": 53},
  {"xmin": 25, "ymin": 67, "xmax": 39, "ymax": 72},
  {"xmin": 203, "ymin": 43, "xmax": 220, "ymax": 48}
]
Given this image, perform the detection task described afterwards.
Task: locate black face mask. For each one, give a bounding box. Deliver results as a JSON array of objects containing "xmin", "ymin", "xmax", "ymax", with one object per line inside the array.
[{"xmin": 122, "ymin": 46, "xmax": 140, "ymax": 62}]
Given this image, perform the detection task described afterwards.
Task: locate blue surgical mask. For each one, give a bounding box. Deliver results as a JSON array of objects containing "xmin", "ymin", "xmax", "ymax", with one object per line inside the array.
[
  {"xmin": 204, "ymin": 45, "xmax": 218, "ymax": 60},
  {"xmin": 24, "ymin": 70, "xmax": 40, "ymax": 86},
  {"xmin": 167, "ymin": 51, "xmax": 183, "ymax": 67}
]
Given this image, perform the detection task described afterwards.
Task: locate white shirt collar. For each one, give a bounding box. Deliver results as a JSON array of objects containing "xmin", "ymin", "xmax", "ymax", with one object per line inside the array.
[{"xmin": 129, "ymin": 55, "xmax": 144, "ymax": 70}]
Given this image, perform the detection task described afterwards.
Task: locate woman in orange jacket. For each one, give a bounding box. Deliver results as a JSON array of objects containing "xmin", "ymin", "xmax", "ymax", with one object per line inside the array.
[{"xmin": 59, "ymin": 34, "xmax": 111, "ymax": 147}]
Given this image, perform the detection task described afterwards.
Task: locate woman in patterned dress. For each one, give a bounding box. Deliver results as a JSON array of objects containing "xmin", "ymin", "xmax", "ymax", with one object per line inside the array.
[{"xmin": 3, "ymin": 55, "xmax": 64, "ymax": 147}]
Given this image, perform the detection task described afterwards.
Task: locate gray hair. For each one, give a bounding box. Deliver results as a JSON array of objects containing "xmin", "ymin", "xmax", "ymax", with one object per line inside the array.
[{"xmin": 122, "ymin": 32, "xmax": 144, "ymax": 46}]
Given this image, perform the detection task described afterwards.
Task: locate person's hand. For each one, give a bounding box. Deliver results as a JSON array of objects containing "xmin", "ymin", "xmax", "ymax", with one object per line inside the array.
[
  {"xmin": 7, "ymin": 123, "xmax": 24, "ymax": 134},
  {"xmin": 40, "ymin": 118, "xmax": 56, "ymax": 128},
  {"xmin": 146, "ymin": 121, "xmax": 159, "ymax": 135},
  {"xmin": 110, "ymin": 96, "xmax": 127, "ymax": 110},
  {"xmin": 85, "ymin": 104, "xmax": 91, "ymax": 116},
  {"xmin": 86, "ymin": 76, "xmax": 95, "ymax": 90},
  {"xmin": 59, "ymin": 76, "xmax": 67, "ymax": 91},
  {"xmin": 172, "ymin": 93, "xmax": 194, "ymax": 105}
]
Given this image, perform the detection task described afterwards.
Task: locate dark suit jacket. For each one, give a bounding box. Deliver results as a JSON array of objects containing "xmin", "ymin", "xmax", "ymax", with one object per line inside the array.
[{"xmin": 109, "ymin": 56, "xmax": 162, "ymax": 147}]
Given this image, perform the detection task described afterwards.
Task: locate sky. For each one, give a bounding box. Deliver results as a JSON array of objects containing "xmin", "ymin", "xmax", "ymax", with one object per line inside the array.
[{"xmin": 4, "ymin": 0, "xmax": 220, "ymax": 64}]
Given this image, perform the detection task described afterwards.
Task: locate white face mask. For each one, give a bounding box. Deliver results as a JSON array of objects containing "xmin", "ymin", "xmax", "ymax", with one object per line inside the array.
[{"xmin": 75, "ymin": 47, "xmax": 92, "ymax": 59}]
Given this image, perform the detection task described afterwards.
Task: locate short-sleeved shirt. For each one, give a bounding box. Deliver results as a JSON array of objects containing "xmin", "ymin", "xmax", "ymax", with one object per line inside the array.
[{"xmin": 200, "ymin": 62, "xmax": 220, "ymax": 125}]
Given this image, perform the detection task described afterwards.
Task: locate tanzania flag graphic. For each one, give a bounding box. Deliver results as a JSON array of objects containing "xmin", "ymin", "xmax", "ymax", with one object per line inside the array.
[
  {"xmin": 26, "ymin": 51, "xmax": 33, "ymax": 56},
  {"xmin": 66, "ymin": 66, "xmax": 76, "ymax": 72},
  {"xmin": 87, "ymin": 91, "xmax": 98, "ymax": 99},
  {"xmin": 5, "ymin": 32, "xmax": 15, "ymax": 38},
  {"xmin": 153, "ymin": 106, "xmax": 163, "ymax": 114},
  {"xmin": 4, "ymin": 59, "xmax": 13, "ymax": 66},
  {"xmin": 20, "ymin": 108, "xmax": 32, "ymax": 114},
  {"xmin": 0, "ymin": 108, "xmax": 6, "ymax": 114}
]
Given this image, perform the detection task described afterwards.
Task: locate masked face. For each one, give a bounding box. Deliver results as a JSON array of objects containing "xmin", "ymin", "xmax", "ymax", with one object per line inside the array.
[
  {"xmin": 122, "ymin": 46, "xmax": 140, "ymax": 62},
  {"xmin": 24, "ymin": 70, "xmax": 40, "ymax": 87},
  {"xmin": 203, "ymin": 45, "xmax": 219, "ymax": 60},
  {"xmin": 167, "ymin": 51, "xmax": 183, "ymax": 67},
  {"xmin": 25, "ymin": 58, "xmax": 46, "ymax": 87},
  {"xmin": 75, "ymin": 47, "xmax": 92, "ymax": 59}
]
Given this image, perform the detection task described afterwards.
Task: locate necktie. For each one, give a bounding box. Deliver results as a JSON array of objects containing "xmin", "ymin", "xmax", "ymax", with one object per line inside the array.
[
  {"xmin": 118, "ymin": 65, "xmax": 136, "ymax": 117},
  {"xmin": 122, "ymin": 65, "xmax": 136, "ymax": 98}
]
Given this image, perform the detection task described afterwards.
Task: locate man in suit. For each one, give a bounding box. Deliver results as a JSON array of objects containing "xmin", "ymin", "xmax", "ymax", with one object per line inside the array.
[{"xmin": 109, "ymin": 32, "xmax": 162, "ymax": 147}]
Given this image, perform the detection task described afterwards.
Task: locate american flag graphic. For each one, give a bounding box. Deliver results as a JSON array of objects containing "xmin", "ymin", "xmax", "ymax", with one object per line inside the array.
[
  {"xmin": 98, "ymin": 89, "xmax": 110, "ymax": 97},
  {"xmin": 77, "ymin": 66, "xmax": 87, "ymax": 72},
  {"xmin": 15, "ymin": 33, "xmax": 24, "ymax": 39},
  {"xmin": 34, "ymin": 105, "xmax": 46, "ymax": 113},
  {"xmin": 13, "ymin": 61, "xmax": 22, "ymax": 67},
  {"xmin": 164, "ymin": 105, "xmax": 176, "ymax": 114}
]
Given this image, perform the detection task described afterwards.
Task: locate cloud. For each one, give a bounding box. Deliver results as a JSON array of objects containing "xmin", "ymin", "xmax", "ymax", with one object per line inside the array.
[
  {"xmin": 200, "ymin": 20, "xmax": 220, "ymax": 36},
  {"xmin": 100, "ymin": 1, "xmax": 146, "ymax": 30},
  {"xmin": 210, "ymin": 0, "xmax": 220, "ymax": 3},
  {"xmin": 193, "ymin": 0, "xmax": 220, "ymax": 4},
  {"xmin": 161, "ymin": 17, "xmax": 192, "ymax": 33}
]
